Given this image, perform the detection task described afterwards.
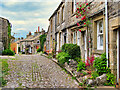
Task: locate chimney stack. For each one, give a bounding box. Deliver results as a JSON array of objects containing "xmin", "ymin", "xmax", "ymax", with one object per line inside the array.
[
  {"xmin": 18, "ymin": 38, "xmax": 20, "ymax": 40},
  {"xmin": 38, "ymin": 26, "xmax": 40, "ymax": 32},
  {"xmin": 21, "ymin": 37, "xmax": 23, "ymax": 39},
  {"xmin": 29, "ymin": 32, "xmax": 31, "ymax": 35}
]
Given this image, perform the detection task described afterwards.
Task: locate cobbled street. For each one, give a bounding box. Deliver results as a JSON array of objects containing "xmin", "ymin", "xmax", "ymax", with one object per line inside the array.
[{"xmin": 1, "ymin": 54, "xmax": 78, "ymax": 88}]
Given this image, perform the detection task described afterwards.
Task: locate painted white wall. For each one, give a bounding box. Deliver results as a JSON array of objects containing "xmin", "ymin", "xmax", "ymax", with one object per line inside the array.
[{"xmin": 17, "ymin": 44, "xmax": 18, "ymax": 54}]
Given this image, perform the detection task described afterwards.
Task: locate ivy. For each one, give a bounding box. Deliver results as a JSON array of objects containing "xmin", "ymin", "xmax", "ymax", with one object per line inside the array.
[{"xmin": 7, "ymin": 22, "xmax": 11, "ymax": 49}]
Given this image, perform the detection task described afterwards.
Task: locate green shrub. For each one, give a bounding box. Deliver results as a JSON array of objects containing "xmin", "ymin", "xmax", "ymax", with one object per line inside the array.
[
  {"xmin": 105, "ymin": 73, "xmax": 116, "ymax": 86},
  {"xmin": 77, "ymin": 61, "xmax": 85, "ymax": 72},
  {"xmin": 91, "ymin": 71, "xmax": 99, "ymax": 79},
  {"xmin": 22, "ymin": 52, "xmax": 25, "ymax": 54},
  {"xmin": 82, "ymin": 71, "xmax": 87, "ymax": 76},
  {"xmin": 56, "ymin": 52, "xmax": 71, "ymax": 65},
  {"xmin": 2, "ymin": 49, "xmax": 15, "ymax": 56},
  {"xmin": 72, "ymin": 76, "xmax": 76, "ymax": 80},
  {"xmin": 37, "ymin": 48, "xmax": 42, "ymax": 52},
  {"xmin": 93, "ymin": 53, "xmax": 107, "ymax": 75},
  {"xmin": 74, "ymin": 57, "xmax": 81, "ymax": 63},
  {"xmin": 48, "ymin": 53, "xmax": 53, "ymax": 59},
  {"xmin": 61, "ymin": 44, "xmax": 81, "ymax": 59},
  {"xmin": 79, "ymin": 83, "xmax": 83, "ymax": 86}
]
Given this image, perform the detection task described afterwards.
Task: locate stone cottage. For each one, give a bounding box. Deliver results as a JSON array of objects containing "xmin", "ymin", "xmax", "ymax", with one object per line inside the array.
[
  {"xmin": 46, "ymin": 0, "xmax": 120, "ymax": 85},
  {"xmin": 0, "ymin": 17, "xmax": 12, "ymax": 55}
]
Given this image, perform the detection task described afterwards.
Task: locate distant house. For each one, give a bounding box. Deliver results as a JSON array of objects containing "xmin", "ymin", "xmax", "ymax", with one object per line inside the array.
[{"xmin": 11, "ymin": 27, "xmax": 46, "ymax": 54}]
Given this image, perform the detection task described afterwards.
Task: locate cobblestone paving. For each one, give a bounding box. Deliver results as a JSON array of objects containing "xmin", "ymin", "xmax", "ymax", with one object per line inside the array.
[{"xmin": 2, "ymin": 55, "xmax": 78, "ymax": 88}]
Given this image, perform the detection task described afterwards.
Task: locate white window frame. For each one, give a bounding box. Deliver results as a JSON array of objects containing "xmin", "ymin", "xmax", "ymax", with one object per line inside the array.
[
  {"xmin": 77, "ymin": 31, "xmax": 80, "ymax": 45},
  {"xmin": 73, "ymin": 32, "xmax": 76, "ymax": 44},
  {"xmin": 97, "ymin": 20, "xmax": 103, "ymax": 50},
  {"xmin": 62, "ymin": 6, "xmax": 65, "ymax": 21},
  {"xmin": 73, "ymin": 0, "xmax": 76, "ymax": 12}
]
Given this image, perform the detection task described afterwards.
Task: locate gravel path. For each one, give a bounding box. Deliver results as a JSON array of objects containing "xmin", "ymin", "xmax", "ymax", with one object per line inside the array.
[{"xmin": 2, "ymin": 54, "xmax": 78, "ymax": 88}]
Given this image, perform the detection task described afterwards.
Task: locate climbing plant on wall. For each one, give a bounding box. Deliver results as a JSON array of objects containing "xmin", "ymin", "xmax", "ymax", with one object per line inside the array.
[
  {"xmin": 76, "ymin": 1, "xmax": 92, "ymax": 32},
  {"xmin": 75, "ymin": 1, "xmax": 93, "ymax": 56},
  {"xmin": 39, "ymin": 34, "xmax": 47, "ymax": 51},
  {"xmin": 7, "ymin": 22, "xmax": 11, "ymax": 49}
]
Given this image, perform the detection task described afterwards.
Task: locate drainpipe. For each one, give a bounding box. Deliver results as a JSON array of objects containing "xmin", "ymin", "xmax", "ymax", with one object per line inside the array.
[
  {"xmin": 117, "ymin": 30, "xmax": 119, "ymax": 83},
  {"xmin": 105, "ymin": 0, "xmax": 109, "ymax": 67}
]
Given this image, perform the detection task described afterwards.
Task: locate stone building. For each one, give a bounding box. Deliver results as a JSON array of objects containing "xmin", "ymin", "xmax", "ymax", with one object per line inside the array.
[
  {"xmin": 0, "ymin": 17, "xmax": 12, "ymax": 55},
  {"xmin": 46, "ymin": 0, "xmax": 120, "ymax": 84},
  {"xmin": 17, "ymin": 27, "xmax": 46, "ymax": 54}
]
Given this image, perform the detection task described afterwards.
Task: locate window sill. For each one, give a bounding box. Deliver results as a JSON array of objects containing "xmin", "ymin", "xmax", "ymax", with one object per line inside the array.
[
  {"xmin": 57, "ymin": 24, "xmax": 60, "ymax": 27},
  {"xmin": 61, "ymin": 20, "xmax": 65, "ymax": 24},
  {"xmin": 93, "ymin": 49, "xmax": 104, "ymax": 55},
  {"xmin": 71, "ymin": 12, "xmax": 76, "ymax": 17}
]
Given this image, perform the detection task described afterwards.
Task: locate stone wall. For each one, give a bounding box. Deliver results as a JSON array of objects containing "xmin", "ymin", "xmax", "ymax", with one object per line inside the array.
[{"xmin": 0, "ymin": 17, "xmax": 11, "ymax": 54}]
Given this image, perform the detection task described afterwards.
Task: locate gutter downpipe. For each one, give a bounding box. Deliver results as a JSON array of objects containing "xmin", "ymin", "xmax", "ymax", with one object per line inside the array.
[{"xmin": 105, "ymin": 0, "xmax": 109, "ymax": 67}]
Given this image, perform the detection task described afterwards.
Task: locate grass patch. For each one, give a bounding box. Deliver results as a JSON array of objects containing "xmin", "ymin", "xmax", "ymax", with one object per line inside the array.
[{"xmin": 0, "ymin": 58, "xmax": 9, "ymax": 87}]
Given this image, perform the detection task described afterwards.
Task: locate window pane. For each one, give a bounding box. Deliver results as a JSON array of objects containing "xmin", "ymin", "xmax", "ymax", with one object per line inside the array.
[
  {"xmin": 99, "ymin": 21, "xmax": 103, "ymax": 33},
  {"xmin": 100, "ymin": 35, "xmax": 103, "ymax": 46}
]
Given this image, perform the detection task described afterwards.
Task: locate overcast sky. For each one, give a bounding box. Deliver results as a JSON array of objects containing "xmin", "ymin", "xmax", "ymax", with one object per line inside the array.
[{"xmin": 0, "ymin": 0, "xmax": 61, "ymax": 38}]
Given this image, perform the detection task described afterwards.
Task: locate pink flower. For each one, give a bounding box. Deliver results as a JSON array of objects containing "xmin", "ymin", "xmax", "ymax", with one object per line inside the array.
[
  {"xmin": 85, "ymin": 60, "xmax": 90, "ymax": 67},
  {"xmin": 79, "ymin": 14, "xmax": 81, "ymax": 16},
  {"xmin": 88, "ymin": 7, "xmax": 90, "ymax": 9},
  {"xmin": 83, "ymin": 10, "xmax": 86, "ymax": 12},
  {"xmin": 79, "ymin": 29, "xmax": 81, "ymax": 32},
  {"xmin": 84, "ymin": 22, "xmax": 86, "ymax": 25},
  {"xmin": 77, "ymin": 2, "xmax": 79, "ymax": 4},
  {"xmin": 77, "ymin": 8, "xmax": 79, "ymax": 10},
  {"xmin": 82, "ymin": 8, "xmax": 84, "ymax": 10},
  {"xmin": 77, "ymin": 23, "xmax": 80, "ymax": 26},
  {"xmin": 86, "ymin": 3, "xmax": 88, "ymax": 6},
  {"xmin": 78, "ymin": 11, "xmax": 80, "ymax": 13},
  {"xmin": 76, "ymin": 16, "xmax": 78, "ymax": 18},
  {"xmin": 89, "ymin": 41, "xmax": 91, "ymax": 43},
  {"xmin": 83, "ymin": 16, "xmax": 86, "ymax": 19},
  {"xmin": 80, "ymin": 5, "xmax": 81, "ymax": 7}
]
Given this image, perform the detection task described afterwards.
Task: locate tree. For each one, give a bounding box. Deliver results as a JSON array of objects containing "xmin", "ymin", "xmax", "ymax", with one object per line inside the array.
[{"xmin": 39, "ymin": 34, "xmax": 47, "ymax": 51}]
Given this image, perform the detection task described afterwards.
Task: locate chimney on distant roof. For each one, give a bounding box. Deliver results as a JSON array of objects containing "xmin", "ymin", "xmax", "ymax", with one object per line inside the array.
[
  {"xmin": 29, "ymin": 32, "xmax": 31, "ymax": 35},
  {"xmin": 18, "ymin": 38, "xmax": 20, "ymax": 40},
  {"xmin": 21, "ymin": 37, "xmax": 23, "ymax": 39},
  {"xmin": 38, "ymin": 26, "xmax": 40, "ymax": 32}
]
